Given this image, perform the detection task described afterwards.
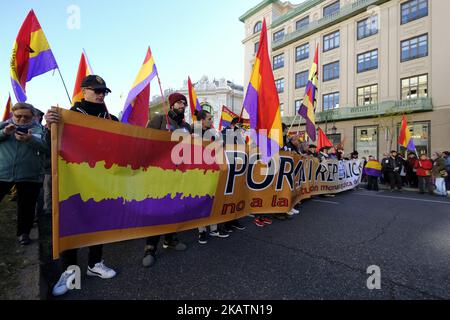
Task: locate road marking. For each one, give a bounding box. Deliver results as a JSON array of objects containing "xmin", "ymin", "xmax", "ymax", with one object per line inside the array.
[
  {"xmin": 312, "ymin": 199, "xmax": 340, "ymax": 205},
  {"xmin": 355, "ymin": 193, "xmax": 450, "ymax": 205}
]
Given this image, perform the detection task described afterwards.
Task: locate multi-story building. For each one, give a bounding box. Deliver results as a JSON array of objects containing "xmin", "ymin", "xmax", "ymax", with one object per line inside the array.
[
  {"xmin": 240, "ymin": 0, "xmax": 450, "ymax": 158},
  {"xmin": 178, "ymin": 76, "xmax": 244, "ymax": 128},
  {"xmin": 148, "ymin": 77, "xmax": 244, "ymax": 128}
]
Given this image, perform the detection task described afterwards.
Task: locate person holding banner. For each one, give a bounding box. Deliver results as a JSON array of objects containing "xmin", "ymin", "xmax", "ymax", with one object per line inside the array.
[
  {"xmin": 45, "ymin": 75, "xmax": 117, "ymax": 297},
  {"xmin": 221, "ymin": 117, "xmax": 247, "ymax": 233},
  {"xmin": 0, "ymin": 103, "xmax": 49, "ymax": 246},
  {"xmin": 142, "ymin": 92, "xmax": 190, "ymax": 267},
  {"xmin": 195, "ymin": 109, "xmax": 231, "ymax": 244}
]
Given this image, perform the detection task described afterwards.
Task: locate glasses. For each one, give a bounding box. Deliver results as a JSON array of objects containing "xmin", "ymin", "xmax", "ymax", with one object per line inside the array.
[
  {"xmin": 13, "ymin": 114, "xmax": 33, "ymax": 120},
  {"xmin": 86, "ymin": 88, "xmax": 109, "ymax": 96}
]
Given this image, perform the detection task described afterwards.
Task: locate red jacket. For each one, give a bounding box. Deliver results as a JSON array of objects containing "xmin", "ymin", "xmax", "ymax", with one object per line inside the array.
[{"xmin": 414, "ymin": 159, "xmax": 433, "ymax": 177}]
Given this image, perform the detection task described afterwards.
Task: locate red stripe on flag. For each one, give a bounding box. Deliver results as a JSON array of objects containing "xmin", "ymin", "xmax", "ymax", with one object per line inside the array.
[{"xmin": 60, "ymin": 124, "xmax": 219, "ymax": 172}]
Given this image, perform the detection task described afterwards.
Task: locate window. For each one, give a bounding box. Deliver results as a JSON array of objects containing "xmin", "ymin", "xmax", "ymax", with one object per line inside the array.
[
  {"xmin": 295, "ymin": 71, "xmax": 309, "ymax": 89},
  {"xmin": 323, "ymin": 61, "xmax": 340, "ymax": 81},
  {"xmin": 324, "ymin": 31, "xmax": 340, "ymax": 52},
  {"xmin": 354, "ymin": 126, "xmax": 378, "ymax": 158},
  {"xmin": 280, "ymin": 103, "xmax": 285, "ymax": 117},
  {"xmin": 295, "ymin": 43, "xmax": 310, "ymax": 61},
  {"xmin": 357, "ymin": 15, "xmax": 378, "ymax": 40},
  {"xmin": 401, "ymin": 0, "xmax": 428, "ymax": 24},
  {"xmin": 401, "ymin": 74, "xmax": 428, "ymax": 100},
  {"xmin": 273, "ymin": 54, "xmax": 284, "ymax": 70},
  {"xmin": 275, "ymin": 78, "xmax": 285, "ymax": 93},
  {"xmin": 401, "ymin": 34, "xmax": 428, "ymax": 62},
  {"xmin": 323, "ymin": 92, "xmax": 340, "ymax": 111},
  {"xmin": 273, "ymin": 29, "xmax": 285, "ymax": 42},
  {"xmin": 357, "ymin": 84, "xmax": 378, "ymax": 106},
  {"xmin": 295, "ymin": 99, "xmax": 303, "ymax": 114},
  {"xmin": 357, "ymin": 50, "xmax": 378, "ymax": 73},
  {"xmin": 296, "ymin": 16, "xmax": 309, "ymax": 30},
  {"xmin": 254, "ymin": 21, "xmax": 262, "ymax": 34},
  {"xmin": 254, "ymin": 42, "xmax": 259, "ymax": 54},
  {"xmin": 324, "ymin": 1, "xmax": 340, "ymax": 17}
]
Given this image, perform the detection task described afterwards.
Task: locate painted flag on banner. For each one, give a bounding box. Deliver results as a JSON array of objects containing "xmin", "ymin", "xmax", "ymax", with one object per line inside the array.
[
  {"xmin": 242, "ymin": 19, "xmax": 283, "ymax": 161},
  {"xmin": 72, "ymin": 50, "xmax": 93, "ymax": 105},
  {"xmin": 298, "ymin": 44, "xmax": 319, "ymax": 141},
  {"xmin": 219, "ymin": 106, "xmax": 250, "ymax": 131},
  {"xmin": 398, "ymin": 115, "xmax": 415, "ymax": 151},
  {"xmin": 10, "ymin": 10, "xmax": 59, "ymax": 102},
  {"xmin": 188, "ymin": 77, "xmax": 202, "ymax": 121},
  {"xmin": 121, "ymin": 47, "xmax": 157, "ymax": 127},
  {"xmin": 2, "ymin": 94, "xmax": 13, "ymax": 121}
]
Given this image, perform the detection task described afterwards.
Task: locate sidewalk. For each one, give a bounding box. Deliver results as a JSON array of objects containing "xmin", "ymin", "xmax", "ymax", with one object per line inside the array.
[{"xmin": 0, "ymin": 197, "xmax": 40, "ymax": 300}]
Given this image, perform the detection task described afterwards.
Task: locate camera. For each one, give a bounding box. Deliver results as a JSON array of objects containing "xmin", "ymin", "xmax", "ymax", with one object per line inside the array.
[{"xmin": 16, "ymin": 127, "xmax": 30, "ymax": 134}]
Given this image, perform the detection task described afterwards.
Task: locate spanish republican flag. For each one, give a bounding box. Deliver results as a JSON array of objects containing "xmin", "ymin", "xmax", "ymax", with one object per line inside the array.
[
  {"xmin": 188, "ymin": 77, "xmax": 202, "ymax": 120},
  {"xmin": 121, "ymin": 47, "xmax": 157, "ymax": 127},
  {"xmin": 10, "ymin": 10, "xmax": 58, "ymax": 102},
  {"xmin": 2, "ymin": 94, "xmax": 13, "ymax": 121},
  {"xmin": 72, "ymin": 50, "xmax": 93, "ymax": 105},
  {"xmin": 298, "ymin": 44, "xmax": 319, "ymax": 141},
  {"xmin": 398, "ymin": 115, "xmax": 415, "ymax": 151},
  {"xmin": 242, "ymin": 19, "xmax": 283, "ymax": 161}
]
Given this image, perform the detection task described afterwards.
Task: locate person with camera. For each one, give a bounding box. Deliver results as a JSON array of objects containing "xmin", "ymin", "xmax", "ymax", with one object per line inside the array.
[{"xmin": 0, "ymin": 102, "xmax": 49, "ymax": 246}]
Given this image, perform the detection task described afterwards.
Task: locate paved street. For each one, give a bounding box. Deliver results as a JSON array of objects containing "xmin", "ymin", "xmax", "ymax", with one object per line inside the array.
[{"xmin": 57, "ymin": 189, "xmax": 450, "ymax": 300}]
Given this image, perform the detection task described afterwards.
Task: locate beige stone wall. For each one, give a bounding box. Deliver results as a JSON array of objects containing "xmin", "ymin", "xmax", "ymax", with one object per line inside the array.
[{"xmin": 241, "ymin": 0, "xmax": 450, "ymax": 156}]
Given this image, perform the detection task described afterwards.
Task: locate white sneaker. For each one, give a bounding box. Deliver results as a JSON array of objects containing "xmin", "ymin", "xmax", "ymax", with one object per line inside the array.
[
  {"xmin": 52, "ymin": 269, "xmax": 76, "ymax": 297},
  {"xmin": 287, "ymin": 208, "xmax": 299, "ymax": 216},
  {"xmin": 86, "ymin": 261, "xmax": 116, "ymax": 279}
]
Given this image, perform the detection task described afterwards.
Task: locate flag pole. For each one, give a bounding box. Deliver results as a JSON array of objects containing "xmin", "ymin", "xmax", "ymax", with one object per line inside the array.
[
  {"xmin": 156, "ymin": 73, "xmax": 171, "ymax": 132},
  {"xmin": 56, "ymin": 68, "xmax": 72, "ymax": 106}
]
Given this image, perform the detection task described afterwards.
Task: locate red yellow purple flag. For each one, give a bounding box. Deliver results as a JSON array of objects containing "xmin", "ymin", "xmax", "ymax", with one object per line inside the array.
[
  {"xmin": 121, "ymin": 47, "xmax": 157, "ymax": 127},
  {"xmin": 398, "ymin": 115, "xmax": 415, "ymax": 151},
  {"xmin": 219, "ymin": 106, "xmax": 250, "ymax": 131},
  {"xmin": 242, "ymin": 19, "xmax": 282, "ymax": 161},
  {"xmin": 188, "ymin": 77, "xmax": 202, "ymax": 120},
  {"xmin": 72, "ymin": 50, "xmax": 93, "ymax": 105},
  {"xmin": 298, "ymin": 44, "xmax": 319, "ymax": 141},
  {"xmin": 2, "ymin": 94, "xmax": 13, "ymax": 121},
  {"xmin": 10, "ymin": 10, "xmax": 59, "ymax": 102}
]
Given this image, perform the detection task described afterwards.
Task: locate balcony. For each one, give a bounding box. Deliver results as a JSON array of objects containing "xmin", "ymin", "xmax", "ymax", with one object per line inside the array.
[
  {"xmin": 272, "ymin": 0, "xmax": 390, "ymax": 50},
  {"xmin": 283, "ymin": 98, "xmax": 433, "ymax": 124}
]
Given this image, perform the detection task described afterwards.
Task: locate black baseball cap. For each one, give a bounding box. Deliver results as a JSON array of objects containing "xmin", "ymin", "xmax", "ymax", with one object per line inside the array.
[{"xmin": 81, "ymin": 75, "xmax": 111, "ymax": 93}]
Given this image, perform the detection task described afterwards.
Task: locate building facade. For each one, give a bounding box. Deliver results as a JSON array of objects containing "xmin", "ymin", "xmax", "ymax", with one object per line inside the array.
[
  {"xmin": 178, "ymin": 76, "xmax": 244, "ymax": 128},
  {"xmin": 240, "ymin": 0, "xmax": 450, "ymax": 159}
]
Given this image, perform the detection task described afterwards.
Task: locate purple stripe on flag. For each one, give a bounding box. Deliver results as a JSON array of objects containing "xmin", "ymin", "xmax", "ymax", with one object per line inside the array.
[
  {"xmin": 243, "ymin": 84, "xmax": 258, "ymax": 130},
  {"xmin": 299, "ymin": 104, "xmax": 316, "ymax": 141},
  {"xmin": 247, "ymin": 130, "xmax": 281, "ymax": 162},
  {"xmin": 364, "ymin": 168, "xmax": 381, "ymax": 177},
  {"xmin": 123, "ymin": 66, "xmax": 157, "ymax": 108},
  {"xmin": 59, "ymin": 193, "xmax": 214, "ymax": 237},
  {"xmin": 11, "ymin": 78, "xmax": 27, "ymax": 103},
  {"xmin": 407, "ymin": 139, "xmax": 415, "ymax": 152},
  {"xmin": 27, "ymin": 49, "xmax": 58, "ymax": 82}
]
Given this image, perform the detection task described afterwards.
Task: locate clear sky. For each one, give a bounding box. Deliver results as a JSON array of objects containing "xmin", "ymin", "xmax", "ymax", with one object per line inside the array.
[{"xmin": 0, "ymin": 0, "xmax": 269, "ymax": 117}]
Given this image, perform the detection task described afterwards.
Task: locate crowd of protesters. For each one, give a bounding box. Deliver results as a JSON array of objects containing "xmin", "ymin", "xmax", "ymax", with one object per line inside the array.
[
  {"xmin": 1, "ymin": 75, "xmax": 449, "ymax": 298},
  {"xmin": 361, "ymin": 150, "xmax": 449, "ymax": 196}
]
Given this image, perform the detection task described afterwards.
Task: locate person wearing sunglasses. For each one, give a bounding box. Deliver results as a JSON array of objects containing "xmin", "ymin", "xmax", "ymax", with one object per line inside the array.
[
  {"xmin": 0, "ymin": 102, "xmax": 49, "ymax": 246},
  {"xmin": 45, "ymin": 75, "xmax": 118, "ymax": 297}
]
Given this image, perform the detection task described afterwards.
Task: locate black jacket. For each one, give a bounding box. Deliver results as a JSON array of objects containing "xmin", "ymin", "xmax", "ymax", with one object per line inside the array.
[
  {"xmin": 382, "ymin": 156, "xmax": 403, "ymax": 173},
  {"xmin": 71, "ymin": 100, "xmax": 118, "ymax": 121}
]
